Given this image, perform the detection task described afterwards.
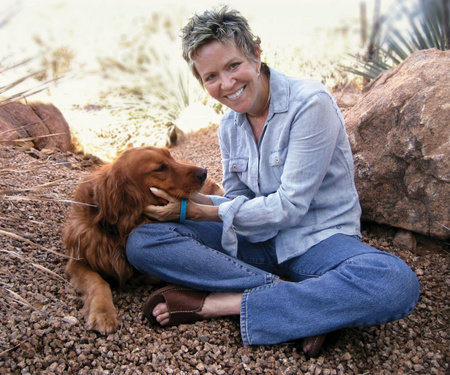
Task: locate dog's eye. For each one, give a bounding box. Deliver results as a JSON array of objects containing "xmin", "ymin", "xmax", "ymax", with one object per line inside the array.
[{"xmin": 153, "ymin": 164, "xmax": 168, "ymax": 172}]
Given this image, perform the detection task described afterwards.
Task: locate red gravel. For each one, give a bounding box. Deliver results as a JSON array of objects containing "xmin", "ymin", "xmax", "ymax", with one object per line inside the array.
[{"xmin": 0, "ymin": 130, "xmax": 448, "ymax": 374}]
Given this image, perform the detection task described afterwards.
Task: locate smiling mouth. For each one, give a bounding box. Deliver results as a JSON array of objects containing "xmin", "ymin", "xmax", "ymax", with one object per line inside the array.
[{"xmin": 227, "ymin": 87, "xmax": 244, "ymax": 100}]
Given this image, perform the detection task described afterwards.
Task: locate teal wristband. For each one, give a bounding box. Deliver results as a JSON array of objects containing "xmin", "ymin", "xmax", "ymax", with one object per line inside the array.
[{"xmin": 179, "ymin": 198, "xmax": 187, "ymax": 223}]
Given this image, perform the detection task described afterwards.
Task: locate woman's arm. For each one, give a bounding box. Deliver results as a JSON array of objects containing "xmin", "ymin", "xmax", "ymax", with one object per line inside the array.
[
  {"xmin": 189, "ymin": 192, "xmax": 213, "ymax": 205},
  {"xmin": 187, "ymin": 200, "xmax": 220, "ymax": 221},
  {"xmin": 144, "ymin": 188, "xmax": 221, "ymax": 222}
]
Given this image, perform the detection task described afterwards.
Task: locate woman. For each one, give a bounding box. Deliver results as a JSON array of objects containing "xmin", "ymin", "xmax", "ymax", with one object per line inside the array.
[{"xmin": 126, "ymin": 7, "xmax": 419, "ymax": 356}]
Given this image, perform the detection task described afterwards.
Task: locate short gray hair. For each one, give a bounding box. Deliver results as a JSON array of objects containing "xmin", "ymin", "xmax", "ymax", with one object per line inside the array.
[{"xmin": 181, "ymin": 6, "xmax": 261, "ymax": 83}]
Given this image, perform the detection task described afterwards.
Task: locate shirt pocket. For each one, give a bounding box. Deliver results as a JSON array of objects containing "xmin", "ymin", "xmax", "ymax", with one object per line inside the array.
[
  {"xmin": 228, "ymin": 158, "xmax": 250, "ymax": 187},
  {"xmin": 269, "ymin": 148, "xmax": 288, "ymax": 180},
  {"xmin": 229, "ymin": 157, "xmax": 248, "ymax": 173}
]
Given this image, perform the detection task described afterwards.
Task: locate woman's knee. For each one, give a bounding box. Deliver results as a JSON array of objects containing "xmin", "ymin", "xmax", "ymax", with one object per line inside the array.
[
  {"xmin": 345, "ymin": 252, "xmax": 420, "ymax": 321},
  {"xmin": 383, "ymin": 254, "xmax": 420, "ymax": 317},
  {"xmin": 126, "ymin": 226, "xmax": 146, "ymax": 266},
  {"xmin": 125, "ymin": 223, "xmax": 172, "ymax": 266}
]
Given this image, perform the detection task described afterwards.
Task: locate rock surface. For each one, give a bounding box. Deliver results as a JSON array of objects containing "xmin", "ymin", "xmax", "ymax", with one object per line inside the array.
[
  {"xmin": 344, "ymin": 49, "xmax": 450, "ymax": 240},
  {"xmin": 0, "ymin": 101, "xmax": 72, "ymax": 152}
]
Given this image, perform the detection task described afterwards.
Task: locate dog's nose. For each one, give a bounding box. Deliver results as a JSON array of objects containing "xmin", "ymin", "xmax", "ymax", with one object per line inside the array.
[{"xmin": 196, "ymin": 168, "xmax": 207, "ymax": 183}]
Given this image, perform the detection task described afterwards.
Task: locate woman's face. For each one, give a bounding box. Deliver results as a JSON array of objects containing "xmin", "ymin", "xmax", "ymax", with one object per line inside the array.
[{"xmin": 194, "ymin": 40, "xmax": 263, "ymax": 114}]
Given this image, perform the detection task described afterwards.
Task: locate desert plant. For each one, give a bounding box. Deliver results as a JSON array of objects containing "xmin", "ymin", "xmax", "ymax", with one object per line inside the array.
[
  {"xmin": 345, "ymin": 0, "xmax": 449, "ymax": 80},
  {"xmin": 97, "ymin": 18, "xmax": 207, "ymax": 118},
  {"xmin": 0, "ymin": 59, "xmax": 61, "ymax": 105},
  {"xmin": 0, "ymin": 1, "xmax": 69, "ymax": 106}
]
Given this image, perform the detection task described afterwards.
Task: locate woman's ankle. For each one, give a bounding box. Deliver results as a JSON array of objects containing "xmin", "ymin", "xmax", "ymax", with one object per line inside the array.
[{"xmin": 202, "ymin": 292, "xmax": 242, "ymax": 318}]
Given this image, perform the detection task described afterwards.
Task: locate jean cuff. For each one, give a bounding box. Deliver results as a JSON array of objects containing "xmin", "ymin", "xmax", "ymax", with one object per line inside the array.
[
  {"xmin": 240, "ymin": 289, "xmax": 252, "ymax": 346},
  {"xmin": 240, "ymin": 275, "xmax": 280, "ymax": 346}
]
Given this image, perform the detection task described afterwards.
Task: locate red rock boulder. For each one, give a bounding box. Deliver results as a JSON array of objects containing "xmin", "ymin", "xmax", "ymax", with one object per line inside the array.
[
  {"xmin": 345, "ymin": 49, "xmax": 449, "ymax": 240},
  {"xmin": 0, "ymin": 100, "xmax": 72, "ymax": 152}
]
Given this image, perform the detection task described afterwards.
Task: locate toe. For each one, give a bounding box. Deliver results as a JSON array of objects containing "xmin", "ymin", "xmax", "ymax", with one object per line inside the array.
[
  {"xmin": 153, "ymin": 302, "xmax": 171, "ymax": 325},
  {"xmin": 153, "ymin": 302, "xmax": 168, "ymax": 316}
]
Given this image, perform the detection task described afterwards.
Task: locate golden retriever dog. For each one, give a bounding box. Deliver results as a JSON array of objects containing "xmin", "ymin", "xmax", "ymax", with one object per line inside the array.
[{"xmin": 63, "ymin": 146, "xmax": 223, "ymax": 334}]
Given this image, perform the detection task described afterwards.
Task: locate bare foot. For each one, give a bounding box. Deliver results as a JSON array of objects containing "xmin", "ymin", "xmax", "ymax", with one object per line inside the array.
[{"xmin": 153, "ymin": 292, "xmax": 242, "ymax": 326}]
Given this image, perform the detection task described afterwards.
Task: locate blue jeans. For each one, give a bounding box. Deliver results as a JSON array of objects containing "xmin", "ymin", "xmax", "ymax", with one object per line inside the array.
[{"xmin": 126, "ymin": 221, "xmax": 419, "ymax": 346}]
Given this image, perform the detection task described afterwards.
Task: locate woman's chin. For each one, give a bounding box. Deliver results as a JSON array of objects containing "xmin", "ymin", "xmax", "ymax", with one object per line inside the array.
[{"xmin": 226, "ymin": 102, "xmax": 250, "ymax": 114}]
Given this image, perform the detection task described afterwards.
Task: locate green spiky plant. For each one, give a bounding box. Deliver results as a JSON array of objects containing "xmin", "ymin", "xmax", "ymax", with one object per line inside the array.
[{"xmin": 346, "ymin": 0, "xmax": 449, "ymax": 80}]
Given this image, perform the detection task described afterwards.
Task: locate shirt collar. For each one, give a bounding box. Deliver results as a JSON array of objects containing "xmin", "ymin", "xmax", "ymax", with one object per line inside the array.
[{"xmin": 233, "ymin": 67, "xmax": 289, "ymax": 127}]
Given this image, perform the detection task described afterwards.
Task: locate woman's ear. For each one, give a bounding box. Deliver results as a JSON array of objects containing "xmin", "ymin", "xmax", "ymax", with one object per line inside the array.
[
  {"xmin": 253, "ymin": 44, "xmax": 261, "ymax": 60},
  {"xmin": 252, "ymin": 44, "xmax": 262, "ymax": 73}
]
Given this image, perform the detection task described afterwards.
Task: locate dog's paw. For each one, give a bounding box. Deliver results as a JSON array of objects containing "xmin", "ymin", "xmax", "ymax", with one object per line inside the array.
[{"xmin": 87, "ymin": 310, "xmax": 118, "ymax": 335}]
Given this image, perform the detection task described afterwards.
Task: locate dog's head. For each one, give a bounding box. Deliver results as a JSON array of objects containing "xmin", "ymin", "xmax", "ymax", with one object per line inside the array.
[
  {"xmin": 93, "ymin": 146, "xmax": 207, "ymax": 231},
  {"xmin": 116, "ymin": 146, "xmax": 207, "ymax": 198}
]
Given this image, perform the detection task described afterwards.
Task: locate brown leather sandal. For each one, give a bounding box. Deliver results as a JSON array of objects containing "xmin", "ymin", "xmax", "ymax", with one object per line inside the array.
[
  {"xmin": 143, "ymin": 285, "xmax": 209, "ymax": 326},
  {"xmin": 302, "ymin": 333, "xmax": 327, "ymax": 357}
]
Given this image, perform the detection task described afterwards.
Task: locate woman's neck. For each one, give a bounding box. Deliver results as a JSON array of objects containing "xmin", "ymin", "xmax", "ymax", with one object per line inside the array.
[{"xmin": 246, "ymin": 73, "xmax": 270, "ymax": 118}]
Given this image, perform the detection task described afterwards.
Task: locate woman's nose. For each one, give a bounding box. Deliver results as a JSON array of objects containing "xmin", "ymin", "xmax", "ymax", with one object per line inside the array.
[{"xmin": 220, "ymin": 72, "xmax": 234, "ymax": 90}]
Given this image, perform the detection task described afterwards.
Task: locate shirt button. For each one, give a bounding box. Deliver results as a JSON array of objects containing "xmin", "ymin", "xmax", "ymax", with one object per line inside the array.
[
  {"xmin": 233, "ymin": 164, "xmax": 237, "ymax": 169},
  {"xmin": 275, "ymin": 157, "xmax": 280, "ymax": 163}
]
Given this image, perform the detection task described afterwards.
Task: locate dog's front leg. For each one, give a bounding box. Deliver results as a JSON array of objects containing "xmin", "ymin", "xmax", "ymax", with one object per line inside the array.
[{"xmin": 66, "ymin": 260, "xmax": 118, "ymax": 334}]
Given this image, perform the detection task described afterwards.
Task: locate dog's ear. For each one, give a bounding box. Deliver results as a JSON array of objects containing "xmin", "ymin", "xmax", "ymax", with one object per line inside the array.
[
  {"xmin": 94, "ymin": 164, "xmax": 133, "ymax": 224},
  {"xmin": 94, "ymin": 164, "xmax": 145, "ymax": 229},
  {"xmin": 94, "ymin": 164, "xmax": 118, "ymax": 225}
]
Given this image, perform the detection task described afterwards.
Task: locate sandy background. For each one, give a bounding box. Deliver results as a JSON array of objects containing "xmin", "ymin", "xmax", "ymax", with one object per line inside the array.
[{"xmin": 1, "ymin": 0, "xmax": 400, "ymax": 160}]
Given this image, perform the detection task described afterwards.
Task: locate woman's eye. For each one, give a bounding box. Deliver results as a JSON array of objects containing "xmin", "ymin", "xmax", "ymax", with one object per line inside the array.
[
  {"xmin": 230, "ymin": 62, "xmax": 240, "ymax": 70},
  {"xmin": 205, "ymin": 74, "xmax": 216, "ymax": 82},
  {"xmin": 154, "ymin": 164, "xmax": 168, "ymax": 172}
]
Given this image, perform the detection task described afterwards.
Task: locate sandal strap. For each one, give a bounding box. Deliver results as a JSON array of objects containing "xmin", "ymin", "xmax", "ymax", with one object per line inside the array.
[
  {"xmin": 163, "ymin": 287, "xmax": 207, "ymax": 313},
  {"xmin": 143, "ymin": 285, "xmax": 208, "ymax": 326}
]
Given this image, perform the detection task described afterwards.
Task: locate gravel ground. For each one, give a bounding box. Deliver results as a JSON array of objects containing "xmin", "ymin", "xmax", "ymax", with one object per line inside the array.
[{"xmin": 0, "ymin": 127, "xmax": 448, "ymax": 374}]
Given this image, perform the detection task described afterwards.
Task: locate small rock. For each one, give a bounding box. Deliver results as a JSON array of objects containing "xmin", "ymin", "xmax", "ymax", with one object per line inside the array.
[
  {"xmin": 413, "ymin": 364, "xmax": 425, "ymax": 372},
  {"xmin": 343, "ymin": 352, "xmax": 352, "ymax": 361},
  {"xmin": 416, "ymin": 268, "xmax": 424, "ymax": 276},
  {"xmin": 241, "ymin": 355, "xmax": 250, "ymax": 364},
  {"xmin": 393, "ymin": 230, "xmax": 417, "ymax": 252},
  {"xmin": 62, "ymin": 316, "xmax": 79, "ymax": 326},
  {"xmin": 196, "ymin": 363, "xmax": 205, "ymax": 371}
]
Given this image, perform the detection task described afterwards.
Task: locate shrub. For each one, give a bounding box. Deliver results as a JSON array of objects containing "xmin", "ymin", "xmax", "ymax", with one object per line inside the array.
[{"xmin": 345, "ymin": 0, "xmax": 449, "ymax": 80}]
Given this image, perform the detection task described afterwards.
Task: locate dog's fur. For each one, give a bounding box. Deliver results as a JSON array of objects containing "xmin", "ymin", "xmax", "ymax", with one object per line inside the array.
[{"xmin": 63, "ymin": 146, "xmax": 223, "ymax": 333}]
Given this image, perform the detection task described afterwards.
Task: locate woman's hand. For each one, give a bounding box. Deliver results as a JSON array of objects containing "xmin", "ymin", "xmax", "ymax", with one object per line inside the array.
[
  {"xmin": 145, "ymin": 187, "xmax": 221, "ymax": 223},
  {"xmin": 144, "ymin": 188, "xmax": 182, "ymax": 222}
]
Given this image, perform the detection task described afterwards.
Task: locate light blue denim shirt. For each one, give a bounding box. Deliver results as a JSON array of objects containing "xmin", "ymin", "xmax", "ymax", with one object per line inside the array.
[{"xmin": 209, "ymin": 67, "xmax": 361, "ymax": 263}]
